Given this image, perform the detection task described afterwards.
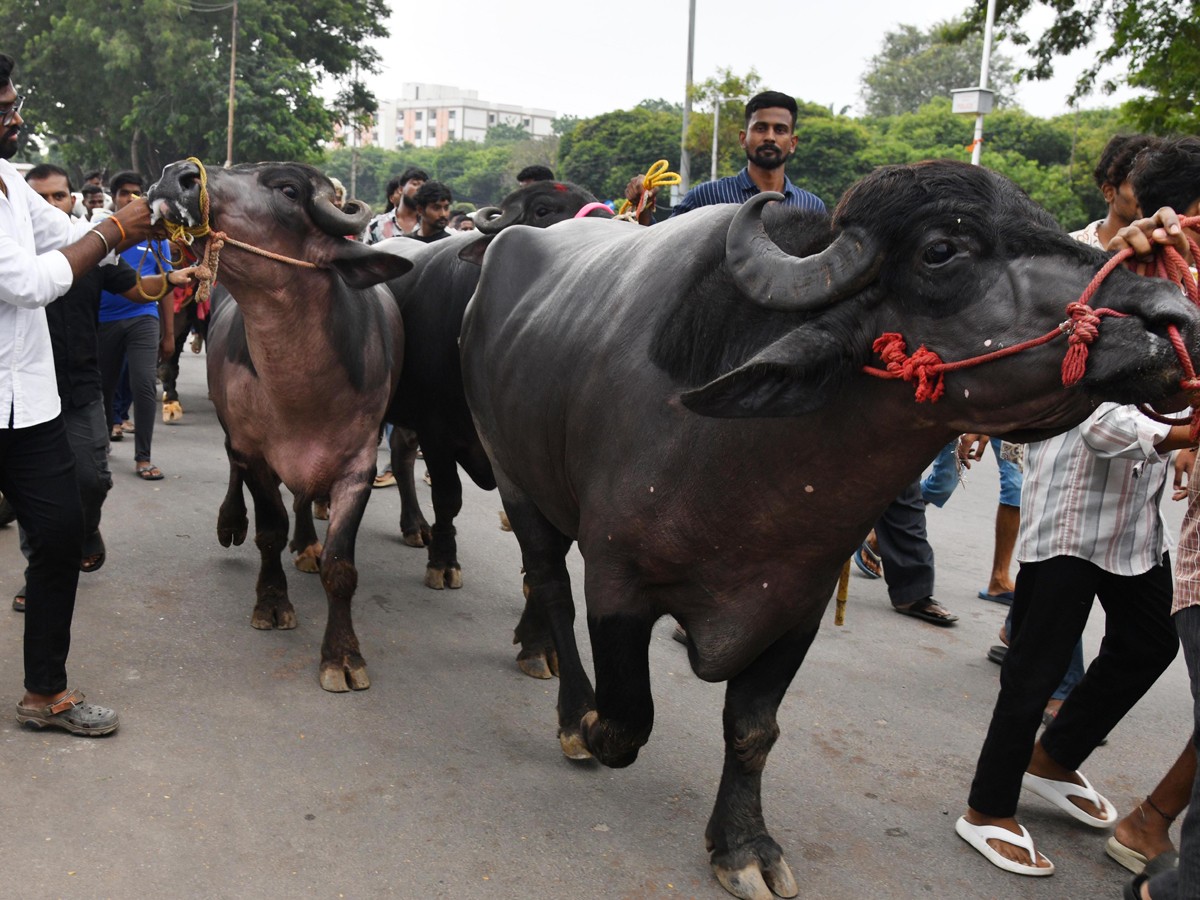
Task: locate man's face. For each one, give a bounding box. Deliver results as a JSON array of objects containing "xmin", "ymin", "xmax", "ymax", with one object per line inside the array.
[
  {"xmin": 400, "ymin": 176, "xmax": 425, "ymax": 209},
  {"xmin": 84, "ymin": 191, "xmax": 106, "ymax": 211},
  {"xmin": 113, "ymin": 181, "xmax": 143, "ymax": 210},
  {"xmin": 740, "ymin": 107, "xmax": 798, "ymax": 172},
  {"xmin": 418, "ymin": 198, "xmax": 451, "ymax": 231},
  {"xmin": 28, "ymin": 173, "xmax": 73, "ymax": 214},
  {"xmin": 0, "ymin": 80, "xmax": 24, "ymax": 161},
  {"xmin": 1105, "ymin": 179, "xmax": 1141, "ymax": 227}
]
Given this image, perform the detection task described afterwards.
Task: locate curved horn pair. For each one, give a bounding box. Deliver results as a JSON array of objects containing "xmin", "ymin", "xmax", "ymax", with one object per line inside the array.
[{"xmin": 725, "ymin": 192, "xmax": 880, "ymax": 312}]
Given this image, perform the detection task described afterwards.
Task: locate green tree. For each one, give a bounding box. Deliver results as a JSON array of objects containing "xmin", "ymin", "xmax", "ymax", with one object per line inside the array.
[
  {"xmin": 6, "ymin": 0, "xmax": 387, "ymax": 175},
  {"xmin": 559, "ymin": 106, "xmax": 683, "ymax": 199},
  {"xmin": 861, "ymin": 19, "xmax": 1016, "ymax": 117},
  {"xmin": 956, "ymin": 0, "xmax": 1200, "ymax": 132}
]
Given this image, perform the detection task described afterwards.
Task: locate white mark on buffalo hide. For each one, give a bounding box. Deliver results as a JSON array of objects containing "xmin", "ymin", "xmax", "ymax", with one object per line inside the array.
[
  {"xmin": 804, "ymin": 485, "xmax": 814, "ymax": 493},
  {"xmin": 649, "ymin": 486, "xmax": 654, "ymax": 493},
  {"xmin": 964, "ymin": 389, "xmax": 970, "ymax": 398},
  {"xmin": 762, "ymin": 582, "xmax": 768, "ymax": 589},
  {"xmin": 984, "ymin": 339, "xmax": 992, "ymax": 347}
]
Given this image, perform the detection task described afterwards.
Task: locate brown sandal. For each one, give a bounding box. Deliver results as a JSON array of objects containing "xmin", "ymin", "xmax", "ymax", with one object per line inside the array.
[{"xmin": 136, "ymin": 463, "xmax": 164, "ymax": 481}]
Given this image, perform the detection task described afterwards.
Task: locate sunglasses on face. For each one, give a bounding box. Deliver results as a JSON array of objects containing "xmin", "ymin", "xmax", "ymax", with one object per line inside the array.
[{"xmin": 1, "ymin": 95, "xmax": 24, "ymax": 127}]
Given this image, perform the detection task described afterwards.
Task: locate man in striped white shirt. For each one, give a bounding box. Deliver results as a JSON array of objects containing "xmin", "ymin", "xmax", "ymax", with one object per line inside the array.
[
  {"xmin": 670, "ymin": 91, "xmax": 826, "ymax": 217},
  {"xmin": 957, "ymin": 402, "xmax": 1192, "ymax": 876}
]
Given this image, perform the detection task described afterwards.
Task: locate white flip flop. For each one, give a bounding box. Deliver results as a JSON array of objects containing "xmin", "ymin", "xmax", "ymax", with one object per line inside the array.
[
  {"xmin": 1022, "ymin": 771, "xmax": 1118, "ymax": 828},
  {"xmin": 955, "ymin": 816, "xmax": 1055, "ymax": 876}
]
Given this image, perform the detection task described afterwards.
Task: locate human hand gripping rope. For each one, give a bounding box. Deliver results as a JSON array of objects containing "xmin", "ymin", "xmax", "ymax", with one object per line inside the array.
[{"xmin": 862, "ymin": 215, "xmax": 1200, "ymax": 439}]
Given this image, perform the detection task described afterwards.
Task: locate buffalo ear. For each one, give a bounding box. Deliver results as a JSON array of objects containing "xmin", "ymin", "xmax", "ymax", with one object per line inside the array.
[
  {"xmin": 457, "ymin": 234, "xmax": 496, "ymax": 266},
  {"xmin": 328, "ymin": 238, "xmax": 416, "ymax": 288},
  {"xmin": 679, "ymin": 328, "xmax": 849, "ymax": 418}
]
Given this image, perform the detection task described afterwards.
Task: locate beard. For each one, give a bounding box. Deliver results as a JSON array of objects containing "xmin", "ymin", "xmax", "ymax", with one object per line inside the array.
[
  {"xmin": 401, "ymin": 193, "xmax": 418, "ymax": 211},
  {"xmin": 0, "ymin": 124, "xmax": 21, "ymax": 160},
  {"xmin": 747, "ymin": 144, "xmax": 790, "ymax": 171}
]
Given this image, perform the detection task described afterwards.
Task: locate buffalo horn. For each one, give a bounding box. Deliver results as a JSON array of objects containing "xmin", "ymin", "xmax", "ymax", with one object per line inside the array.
[
  {"xmin": 309, "ymin": 193, "xmax": 373, "ymax": 237},
  {"xmin": 472, "ymin": 206, "xmax": 508, "ymax": 234},
  {"xmin": 725, "ymin": 192, "xmax": 880, "ymax": 312}
]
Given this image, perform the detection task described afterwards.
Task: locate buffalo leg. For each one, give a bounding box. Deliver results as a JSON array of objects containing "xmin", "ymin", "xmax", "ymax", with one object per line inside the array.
[
  {"xmin": 704, "ymin": 624, "xmax": 816, "ymax": 900},
  {"xmin": 422, "ymin": 446, "xmax": 463, "ymax": 590},
  {"xmin": 389, "ymin": 425, "xmax": 430, "ymax": 548},
  {"xmin": 290, "ymin": 493, "xmax": 322, "ymax": 573},
  {"xmin": 216, "ymin": 436, "xmax": 248, "ymax": 547},
  {"xmin": 501, "ymin": 483, "xmax": 595, "ymax": 759},
  {"xmin": 317, "ymin": 476, "xmax": 372, "ymax": 692},
  {"xmin": 580, "ymin": 608, "xmax": 656, "ymax": 769},
  {"xmin": 242, "ymin": 462, "xmax": 296, "ymax": 631}
]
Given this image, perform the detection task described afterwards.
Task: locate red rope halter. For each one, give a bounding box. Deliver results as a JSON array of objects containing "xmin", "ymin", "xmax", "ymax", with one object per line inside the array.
[{"xmin": 863, "ymin": 217, "xmax": 1200, "ymax": 434}]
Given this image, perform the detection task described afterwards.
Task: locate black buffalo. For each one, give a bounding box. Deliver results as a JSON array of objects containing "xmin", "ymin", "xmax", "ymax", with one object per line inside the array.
[
  {"xmin": 381, "ymin": 180, "xmax": 609, "ymax": 611},
  {"xmin": 459, "ymin": 160, "xmax": 1200, "ymax": 898}
]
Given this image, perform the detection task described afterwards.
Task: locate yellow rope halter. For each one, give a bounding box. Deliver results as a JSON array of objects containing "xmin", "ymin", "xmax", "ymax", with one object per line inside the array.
[{"xmin": 615, "ymin": 159, "xmax": 682, "ymax": 220}]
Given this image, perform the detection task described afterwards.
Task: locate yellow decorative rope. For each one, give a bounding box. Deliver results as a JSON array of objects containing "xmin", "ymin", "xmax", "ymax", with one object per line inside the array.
[{"xmin": 616, "ymin": 159, "xmax": 682, "ymax": 220}]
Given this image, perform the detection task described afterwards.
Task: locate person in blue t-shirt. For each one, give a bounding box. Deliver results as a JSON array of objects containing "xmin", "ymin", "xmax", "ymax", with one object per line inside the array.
[{"xmin": 97, "ymin": 171, "xmax": 173, "ymax": 480}]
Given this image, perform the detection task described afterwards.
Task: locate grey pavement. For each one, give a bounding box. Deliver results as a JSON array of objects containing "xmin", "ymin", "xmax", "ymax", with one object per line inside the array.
[{"xmin": 0, "ymin": 351, "xmax": 1189, "ymax": 899}]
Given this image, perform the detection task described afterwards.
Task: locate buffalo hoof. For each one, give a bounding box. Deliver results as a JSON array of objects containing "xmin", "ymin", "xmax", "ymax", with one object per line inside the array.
[
  {"xmin": 319, "ymin": 658, "xmax": 370, "ymax": 692},
  {"xmin": 313, "ymin": 500, "xmax": 329, "ymax": 521},
  {"xmin": 162, "ymin": 400, "xmax": 183, "ymax": 423},
  {"xmin": 559, "ymin": 728, "xmax": 593, "ymax": 761},
  {"xmin": 294, "ymin": 543, "xmax": 322, "ymax": 574},
  {"xmin": 424, "ymin": 565, "xmax": 463, "ymax": 590},
  {"xmin": 251, "ymin": 600, "xmax": 297, "ymax": 630},
  {"xmin": 498, "ymin": 510, "xmax": 512, "ymax": 532},
  {"xmin": 217, "ymin": 515, "xmax": 248, "ymax": 548},
  {"xmin": 402, "ymin": 529, "xmax": 426, "ymax": 548},
  {"xmin": 711, "ymin": 855, "xmax": 797, "ymax": 900},
  {"xmin": 516, "ymin": 648, "xmax": 559, "ymax": 680}
]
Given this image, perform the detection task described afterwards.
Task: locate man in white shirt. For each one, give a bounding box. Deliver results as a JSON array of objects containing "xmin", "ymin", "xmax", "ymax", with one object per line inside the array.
[{"xmin": 0, "ymin": 52, "xmax": 159, "ymax": 737}]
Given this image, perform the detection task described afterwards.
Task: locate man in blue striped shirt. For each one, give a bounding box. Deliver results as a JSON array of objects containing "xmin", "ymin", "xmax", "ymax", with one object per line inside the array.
[{"xmin": 671, "ymin": 90, "xmax": 826, "ymax": 217}]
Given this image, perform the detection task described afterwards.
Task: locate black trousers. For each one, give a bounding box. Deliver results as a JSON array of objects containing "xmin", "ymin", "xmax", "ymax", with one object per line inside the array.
[
  {"xmin": 0, "ymin": 415, "xmax": 83, "ymax": 695},
  {"xmin": 968, "ymin": 554, "xmax": 1178, "ymax": 817},
  {"xmin": 873, "ymin": 480, "xmax": 935, "ymax": 608}
]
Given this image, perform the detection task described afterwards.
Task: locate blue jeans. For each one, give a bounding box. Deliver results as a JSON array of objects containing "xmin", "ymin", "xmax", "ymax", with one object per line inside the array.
[{"xmin": 921, "ymin": 437, "xmax": 1022, "ymax": 508}]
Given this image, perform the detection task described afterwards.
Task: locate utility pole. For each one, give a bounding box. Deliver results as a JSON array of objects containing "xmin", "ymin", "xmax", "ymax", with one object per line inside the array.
[
  {"xmin": 971, "ymin": 0, "xmax": 997, "ymax": 166},
  {"xmin": 710, "ymin": 96, "xmax": 745, "ymax": 182},
  {"xmin": 678, "ymin": 0, "xmax": 695, "ymax": 198},
  {"xmin": 224, "ymin": 0, "xmax": 238, "ymax": 167}
]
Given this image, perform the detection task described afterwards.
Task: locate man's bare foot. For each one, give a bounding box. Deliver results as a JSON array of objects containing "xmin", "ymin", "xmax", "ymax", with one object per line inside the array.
[
  {"xmin": 1027, "ymin": 742, "xmax": 1112, "ymax": 820},
  {"xmin": 20, "ymin": 688, "xmax": 68, "ymax": 709},
  {"xmin": 963, "ymin": 809, "xmax": 1052, "ymax": 869},
  {"xmin": 1114, "ymin": 800, "xmax": 1177, "ymax": 862}
]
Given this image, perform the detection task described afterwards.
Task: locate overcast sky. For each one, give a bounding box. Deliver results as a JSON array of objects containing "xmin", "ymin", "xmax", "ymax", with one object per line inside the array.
[{"xmin": 364, "ymin": 0, "xmax": 1136, "ymax": 120}]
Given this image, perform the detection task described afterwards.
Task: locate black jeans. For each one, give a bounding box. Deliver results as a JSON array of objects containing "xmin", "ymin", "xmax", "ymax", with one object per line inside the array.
[
  {"xmin": 873, "ymin": 480, "xmax": 935, "ymax": 608},
  {"xmin": 0, "ymin": 415, "xmax": 83, "ymax": 695},
  {"xmin": 99, "ymin": 314, "xmax": 160, "ymax": 463},
  {"xmin": 968, "ymin": 554, "xmax": 1178, "ymax": 817}
]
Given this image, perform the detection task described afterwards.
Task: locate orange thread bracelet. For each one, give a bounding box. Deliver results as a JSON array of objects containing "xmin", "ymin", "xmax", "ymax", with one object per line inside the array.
[{"xmin": 110, "ymin": 216, "xmax": 126, "ymax": 243}]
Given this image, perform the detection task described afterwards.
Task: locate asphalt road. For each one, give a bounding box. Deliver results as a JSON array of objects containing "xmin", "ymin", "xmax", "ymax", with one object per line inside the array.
[{"xmin": 0, "ymin": 351, "xmax": 1189, "ymax": 899}]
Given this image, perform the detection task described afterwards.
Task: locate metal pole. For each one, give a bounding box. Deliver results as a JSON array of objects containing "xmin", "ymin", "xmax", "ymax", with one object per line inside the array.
[
  {"xmin": 711, "ymin": 98, "xmax": 721, "ymax": 182},
  {"xmin": 224, "ymin": 0, "xmax": 237, "ymax": 167},
  {"xmin": 678, "ymin": 0, "xmax": 695, "ymax": 194},
  {"xmin": 971, "ymin": 0, "xmax": 997, "ymax": 166}
]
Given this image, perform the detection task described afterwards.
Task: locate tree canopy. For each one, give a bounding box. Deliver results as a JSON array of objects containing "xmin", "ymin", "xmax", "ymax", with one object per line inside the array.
[
  {"xmin": 861, "ymin": 19, "xmax": 1016, "ymax": 117},
  {"xmin": 4, "ymin": 0, "xmax": 387, "ymax": 178},
  {"xmin": 957, "ymin": 0, "xmax": 1199, "ymax": 132}
]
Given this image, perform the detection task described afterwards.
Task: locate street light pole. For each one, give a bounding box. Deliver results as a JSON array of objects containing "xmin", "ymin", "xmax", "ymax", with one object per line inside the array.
[
  {"xmin": 711, "ymin": 96, "xmax": 744, "ymax": 182},
  {"xmin": 224, "ymin": 0, "xmax": 238, "ymax": 167},
  {"xmin": 679, "ymin": 0, "xmax": 695, "ymax": 197},
  {"xmin": 971, "ymin": 0, "xmax": 997, "ymax": 166}
]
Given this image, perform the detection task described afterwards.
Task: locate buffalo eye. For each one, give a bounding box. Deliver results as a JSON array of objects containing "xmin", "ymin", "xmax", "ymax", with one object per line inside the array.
[
  {"xmin": 922, "ymin": 240, "xmax": 956, "ymax": 266},
  {"xmin": 279, "ymin": 184, "xmax": 300, "ymax": 201},
  {"xmin": 534, "ymin": 206, "xmax": 550, "ymax": 218}
]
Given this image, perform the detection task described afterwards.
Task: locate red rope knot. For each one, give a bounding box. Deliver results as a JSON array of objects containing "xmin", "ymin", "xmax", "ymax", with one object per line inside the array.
[
  {"xmin": 1061, "ymin": 301, "xmax": 1103, "ymax": 387},
  {"xmin": 872, "ymin": 332, "xmax": 947, "ymax": 403}
]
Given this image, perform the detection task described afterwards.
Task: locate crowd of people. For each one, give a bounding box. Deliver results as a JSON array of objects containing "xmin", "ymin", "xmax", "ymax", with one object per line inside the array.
[{"xmin": 4, "ymin": 44, "xmax": 1200, "ymax": 897}]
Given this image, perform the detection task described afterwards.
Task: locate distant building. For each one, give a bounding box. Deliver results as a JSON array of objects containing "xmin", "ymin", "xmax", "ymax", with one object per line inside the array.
[{"xmin": 371, "ymin": 83, "xmax": 555, "ymax": 149}]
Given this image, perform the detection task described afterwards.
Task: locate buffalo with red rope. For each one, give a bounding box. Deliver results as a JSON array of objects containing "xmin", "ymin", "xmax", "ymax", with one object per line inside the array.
[{"xmin": 459, "ymin": 158, "xmax": 1200, "ymax": 900}]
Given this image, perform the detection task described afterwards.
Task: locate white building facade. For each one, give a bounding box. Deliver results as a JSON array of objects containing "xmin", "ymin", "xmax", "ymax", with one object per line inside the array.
[{"xmin": 372, "ymin": 83, "xmax": 555, "ymax": 149}]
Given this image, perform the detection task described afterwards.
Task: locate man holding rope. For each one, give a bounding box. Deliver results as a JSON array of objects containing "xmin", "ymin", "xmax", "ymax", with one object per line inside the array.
[{"xmin": 0, "ymin": 52, "xmax": 168, "ymax": 736}]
